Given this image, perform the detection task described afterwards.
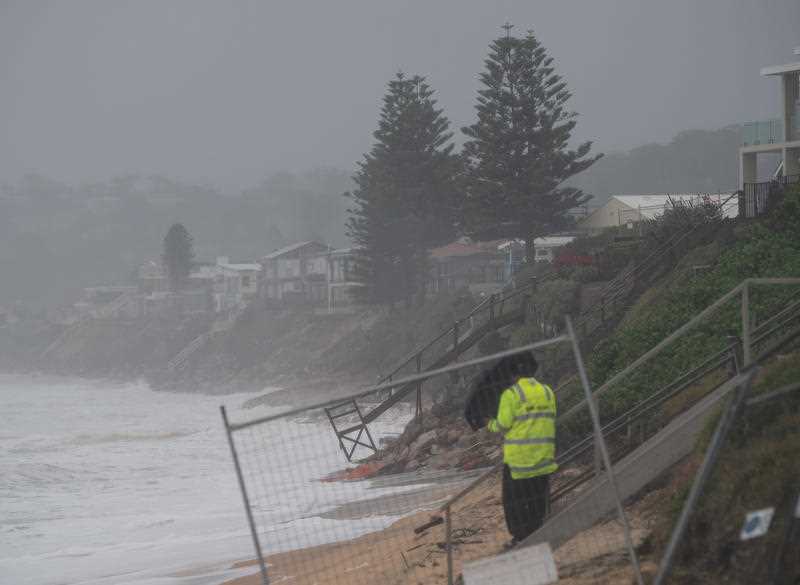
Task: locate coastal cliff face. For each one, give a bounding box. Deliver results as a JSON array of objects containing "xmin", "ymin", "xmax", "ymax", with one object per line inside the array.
[
  {"xmin": 0, "ymin": 313, "xmax": 213, "ymax": 381},
  {"xmin": 0, "ymin": 289, "xmax": 478, "ymax": 395}
]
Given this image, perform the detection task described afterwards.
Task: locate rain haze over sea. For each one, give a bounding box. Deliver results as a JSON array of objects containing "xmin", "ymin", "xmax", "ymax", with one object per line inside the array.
[{"xmin": 0, "ymin": 376, "xmax": 410, "ymax": 585}]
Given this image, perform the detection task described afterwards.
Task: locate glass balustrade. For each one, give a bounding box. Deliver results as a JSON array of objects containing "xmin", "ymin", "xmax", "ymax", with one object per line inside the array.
[{"xmin": 742, "ymin": 118, "xmax": 784, "ymax": 146}]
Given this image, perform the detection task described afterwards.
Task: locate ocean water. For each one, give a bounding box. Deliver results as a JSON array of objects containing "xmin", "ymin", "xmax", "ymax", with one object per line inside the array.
[{"xmin": 0, "ymin": 375, "xmax": 413, "ymax": 585}]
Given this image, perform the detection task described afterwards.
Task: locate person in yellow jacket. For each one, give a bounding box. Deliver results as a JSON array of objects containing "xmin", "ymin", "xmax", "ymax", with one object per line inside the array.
[{"xmin": 487, "ymin": 352, "xmax": 557, "ymax": 544}]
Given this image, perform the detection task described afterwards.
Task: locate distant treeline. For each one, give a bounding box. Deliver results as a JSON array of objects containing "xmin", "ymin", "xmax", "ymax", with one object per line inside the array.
[
  {"xmin": 0, "ymin": 170, "xmax": 352, "ymax": 310},
  {"xmin": 570, "ymin": 125, "xmax": 743, "ymax": 206},
  {"xmin": 0, "ymin": 125, "xmax": 749, "ymax": 311}
]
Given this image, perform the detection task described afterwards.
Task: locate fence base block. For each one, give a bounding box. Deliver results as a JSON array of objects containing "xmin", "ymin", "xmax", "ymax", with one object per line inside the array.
[{"xmin": 462, "ymin": 543, "xmax": 558, "ymax": 585}]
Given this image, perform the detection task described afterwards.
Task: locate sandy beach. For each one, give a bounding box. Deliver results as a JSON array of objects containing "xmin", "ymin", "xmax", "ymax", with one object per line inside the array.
[{"xmin": 221, "ymin": 470, "xmax": 658, "ymax": 585}]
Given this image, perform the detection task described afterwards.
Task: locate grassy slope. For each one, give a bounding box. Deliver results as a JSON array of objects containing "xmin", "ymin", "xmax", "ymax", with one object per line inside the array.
[
  {"xmin": 649, "ymin": 351, "xmax": 800, "ymax": 583},
  {"xmin": 563, "ymin": 187, "xmax": 800, "ymax": 427}
]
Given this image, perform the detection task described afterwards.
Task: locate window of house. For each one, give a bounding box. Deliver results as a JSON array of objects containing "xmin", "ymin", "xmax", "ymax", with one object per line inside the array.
[{"xmin": 242, "ymin": 275, "xmax": 251, "ymax": 288}]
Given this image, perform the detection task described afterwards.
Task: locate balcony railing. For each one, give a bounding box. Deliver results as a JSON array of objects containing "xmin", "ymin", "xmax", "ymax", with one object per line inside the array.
[{"xmin": 742, "ymin": 118, "xmax": 784, "ymax": 146}]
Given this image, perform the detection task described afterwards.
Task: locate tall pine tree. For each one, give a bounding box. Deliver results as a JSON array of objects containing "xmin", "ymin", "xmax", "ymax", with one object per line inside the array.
[
  {"xmin": 462, "ymin": 28, "xmax": 601, "ymax": 259},
  {"xmin": 347, "ymin": 73, "xmax": 460, "ymax": 306},
  {"xmin": 162, "ymin": 222, "xmax": 195, "ymax": 291}
]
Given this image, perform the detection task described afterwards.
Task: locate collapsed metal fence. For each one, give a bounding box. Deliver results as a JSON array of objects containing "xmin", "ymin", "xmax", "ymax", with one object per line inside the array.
[{"xmin": 221, "ymin": 323, "xmax": 644, "ymax": 585}]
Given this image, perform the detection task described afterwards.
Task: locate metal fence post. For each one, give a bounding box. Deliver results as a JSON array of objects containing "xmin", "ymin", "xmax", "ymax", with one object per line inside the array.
[
  {"xmin": 742, "ymin": 280, "xmax": 752, "ymax": 367},
  {"xmin": 565, "ymin": 316, "xmax": 645, "ymax": 585},
  {"xmin": 652, "ymin": 369, "xmax": 757, "ymax": 585},
  {"xmin": 221, "ymin": 406, "xmax": 270, "ymax": 585},
  {"xmin": 416, "ymin": 352, "xmax": 423, "ymax": 420},
  {"xmin": 445, "ymin": 504, "xmax": 454, "ymax": 585}
]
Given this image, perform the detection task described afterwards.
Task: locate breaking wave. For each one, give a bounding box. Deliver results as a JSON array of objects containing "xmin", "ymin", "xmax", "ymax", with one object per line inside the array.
[{"xmin": 68, "ymin": 430, "xmax": 196, "ymax": 446}]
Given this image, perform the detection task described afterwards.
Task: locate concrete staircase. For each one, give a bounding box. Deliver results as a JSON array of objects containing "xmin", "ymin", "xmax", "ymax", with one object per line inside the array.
[{"xmin": 166, "ymin": 308, "xmax": 242, "ymax": 372}]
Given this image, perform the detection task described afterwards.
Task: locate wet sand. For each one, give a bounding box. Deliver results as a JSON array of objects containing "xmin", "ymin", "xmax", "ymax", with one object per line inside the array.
[
  {"xmin": 220, "ymin": 469, "xmax": 658, "ymax": 585},
  {"xmin": 220, "ymin": 468, "xmax": 494, "ymax": 585}
]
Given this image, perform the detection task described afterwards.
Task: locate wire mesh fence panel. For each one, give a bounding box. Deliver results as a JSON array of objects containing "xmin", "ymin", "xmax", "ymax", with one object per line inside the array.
[
  {"xmin": 654, "ymin": 380, "xmax": 800, "ymax": 585},
  {"xmin": 229, "ymin": 392, "xmax": 483, "ymax": 585},
  {"xmin": 222, "ymin": 277, "xmax": 800, "ymax": 585},
  {"xmin": 221, "ymin": 329, "xmax": 652, "ymax": 585},
  {"xmin": 439, "ymin": 326, "xmax": 645, "ymax": 585}
]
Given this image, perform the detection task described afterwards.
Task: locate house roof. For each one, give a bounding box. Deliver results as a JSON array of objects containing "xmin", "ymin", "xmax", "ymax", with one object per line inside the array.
[
  {"xmin": 430, "ymin": 242, "xmax": 488, "ymax": 259},
  {"xmin": 533, "ymin": 236, "xmax": 575, "ymax": 248},
  {"xmin": 496, "ymin": 239, "xmax": 525, "ymax": 251},
  {"xmin": 329, "ymin": 247, "xmax": 354, "ymax": 256},
  {"xmin": 761, "ymin": 61, "xmax": 800, "ymax": 76},
  {"xmin": 261, "ymin": 241, "xmax": 328, "ymax": 260},
  {"xmin": 220, "ymin": 263, "xmax": 261, "ymax": 272}
]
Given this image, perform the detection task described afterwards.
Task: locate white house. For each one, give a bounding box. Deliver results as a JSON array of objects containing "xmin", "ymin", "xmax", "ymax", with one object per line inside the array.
[
  {"xmin": 325, "ymin": 247, "xmax": 362, "ymax": 312},
  {"xmin": 579, "ymin": 193, "xmax": 734, "ymax": 233},
  {"xmin": 186, "ymin": 257, "xmax": 262, "ymax": 313},
  {"xmin": 135, "ymin": 257, "xmax": 260, "ymax": 314},
  {"xmin": 531, "ymin": 236, "xmax": 576, "ymax": 263},
  {"xmin": 221, "ymin": 263, "xmax": 260, "ymax": 297}
]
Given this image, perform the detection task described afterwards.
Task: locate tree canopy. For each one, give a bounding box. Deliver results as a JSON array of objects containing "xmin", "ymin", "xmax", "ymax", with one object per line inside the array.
[
  {"xmin": 162, "ymin": 223, "xmax": 195, "ymax": 291},
  {"xmin": 347, "ymin": 73, "xmax": 460, "ymax": 306},
  {"xmin": 462, "ymin": 29, "xmax": 601, "ymax": 252}
]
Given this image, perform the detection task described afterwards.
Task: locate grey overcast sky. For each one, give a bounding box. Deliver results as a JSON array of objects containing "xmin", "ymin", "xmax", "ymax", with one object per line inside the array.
[{"xmin": 1, "ymin": 0, "xmax": 798, "ymax": 190}]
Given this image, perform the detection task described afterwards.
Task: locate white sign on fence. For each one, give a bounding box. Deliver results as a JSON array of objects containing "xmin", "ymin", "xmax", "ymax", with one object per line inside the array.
[
  {"xmin": 462, "ymin": 542, "xmax": 558, "ymax": 585},
  {"xmin": 740, "ymin": 508, "xmax": 775, "ymax": 541}
]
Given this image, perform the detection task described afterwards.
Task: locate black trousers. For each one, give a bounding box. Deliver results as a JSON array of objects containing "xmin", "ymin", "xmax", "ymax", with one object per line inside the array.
[{"xmin": 502, "ymin": 464, "xmax": 550, "ymax": 542}]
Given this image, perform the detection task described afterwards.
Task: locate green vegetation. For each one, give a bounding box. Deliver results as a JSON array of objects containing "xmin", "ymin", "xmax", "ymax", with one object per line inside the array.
[
  {"xmin": 653, "ymin": 352, "xmax": 800, "ymax": 583},
  {"xmin": 348, "ymin": 29, "xmax": 601, "ymax": 306},
  {"xmin": 559, "ymin": 186, "xmax": 800, "ymax": 431}
]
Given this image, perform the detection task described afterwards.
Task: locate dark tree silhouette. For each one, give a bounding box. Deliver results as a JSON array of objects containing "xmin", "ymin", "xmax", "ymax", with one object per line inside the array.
[
  {"xmin": 347, "ymin": 72, "xmax": 461, "ymax": 306},
  {"xmin": 462, "ymin": 28, "xmax": 601, "ymax": 259},
  {"xmin": 162, "ymin": 223, "xmax": 195, "ymax": 291}
]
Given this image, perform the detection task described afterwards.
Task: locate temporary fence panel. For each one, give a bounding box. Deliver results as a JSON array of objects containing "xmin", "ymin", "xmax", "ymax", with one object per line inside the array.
[
  {"xmin": 221, "ymin": 331, "xmax": 644, "ymax": 585},
  {"xmin": 654, "ymin": 379, "xmax": 800, "ymax": 584}
]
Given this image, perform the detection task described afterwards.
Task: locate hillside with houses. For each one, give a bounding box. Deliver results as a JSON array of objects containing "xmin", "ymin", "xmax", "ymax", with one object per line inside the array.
[{"xmin": 0, "ymin": 190, "xmax": 746, "ymax": 394}]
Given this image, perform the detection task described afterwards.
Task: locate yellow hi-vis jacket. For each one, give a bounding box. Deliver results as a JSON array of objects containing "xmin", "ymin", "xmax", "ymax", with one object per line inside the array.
[{"xmin": 487, "ymin": 377, "xmax": 558, "ymax": 479}]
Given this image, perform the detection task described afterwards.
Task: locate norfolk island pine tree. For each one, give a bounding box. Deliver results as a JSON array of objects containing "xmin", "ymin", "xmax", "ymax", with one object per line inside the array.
[
  {"xmin": 462, "ymin": 28, "xmax": 602, "ymax": 260},
  {"xmin": 346, "ymin": 72, "xmax": 461, "ymax": 307}
]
